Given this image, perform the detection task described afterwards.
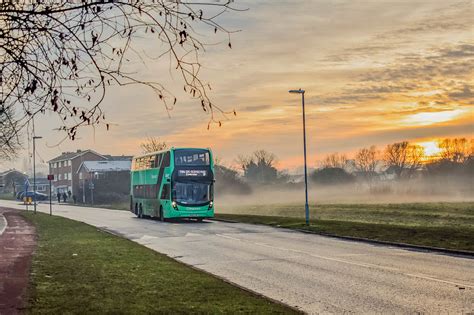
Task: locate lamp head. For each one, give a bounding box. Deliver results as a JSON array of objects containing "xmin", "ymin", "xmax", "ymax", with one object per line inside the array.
[{"xmin": 289, "ymin": 89, "xmax": 305, "ymax": 94}]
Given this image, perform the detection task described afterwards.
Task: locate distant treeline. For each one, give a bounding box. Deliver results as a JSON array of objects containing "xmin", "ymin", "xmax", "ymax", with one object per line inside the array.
[{"xmin": 215, "ymin": 138, "xmax": 474, "ymax": 195}]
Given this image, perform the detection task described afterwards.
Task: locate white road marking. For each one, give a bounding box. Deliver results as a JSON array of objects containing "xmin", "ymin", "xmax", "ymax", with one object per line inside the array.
[
  {"xmin": 217, "ymin": 233, "xmax": 474, "ymax": 290},
  {"xmin": 216, "ymin": 234, "xmax": 241, "ymax": 241},
  {"xmin": 0, "ymin": 214, "xmax": 7, "ymax": 236}
]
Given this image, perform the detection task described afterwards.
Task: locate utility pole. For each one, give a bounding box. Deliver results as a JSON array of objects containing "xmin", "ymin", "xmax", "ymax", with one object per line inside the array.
[{"xmin": 32, "ymin": 136, "xmax": 42, "ymax": 214}]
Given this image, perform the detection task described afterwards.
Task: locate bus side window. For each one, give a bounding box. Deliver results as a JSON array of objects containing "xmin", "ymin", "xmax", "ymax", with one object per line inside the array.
[
  {"xmin": 156, "ymin": 154, "xmax": 163, "ymax": 168},
  {"xmin": 161, "ymin": 184, "xmax": 170, "ymax": 200},
  {"xmin": 162, "ymin": 152, "xmax": 170, "ymax": 167}
]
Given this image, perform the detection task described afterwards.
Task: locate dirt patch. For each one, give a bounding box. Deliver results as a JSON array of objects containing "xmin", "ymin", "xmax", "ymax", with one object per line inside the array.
[{"xmin": 0, "ymin": 208, "xmax": 37, "ymax": 314}]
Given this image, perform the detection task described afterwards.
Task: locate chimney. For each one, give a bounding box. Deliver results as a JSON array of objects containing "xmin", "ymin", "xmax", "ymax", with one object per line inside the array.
[{"xmin": 77, "ymin": 149, "xmax": 82, "ymax": 153}]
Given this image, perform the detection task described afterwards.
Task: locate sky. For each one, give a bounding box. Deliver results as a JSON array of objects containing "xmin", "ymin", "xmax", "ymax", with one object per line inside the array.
[{"xmin": 3, "ymin": 0, "xmax": 473, "ymax": 174}]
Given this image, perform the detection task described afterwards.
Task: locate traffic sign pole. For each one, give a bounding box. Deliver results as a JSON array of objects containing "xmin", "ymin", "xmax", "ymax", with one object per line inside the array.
[{"xmin": 47, "ymin": 174, "xmax": 54, "ymax": 216}]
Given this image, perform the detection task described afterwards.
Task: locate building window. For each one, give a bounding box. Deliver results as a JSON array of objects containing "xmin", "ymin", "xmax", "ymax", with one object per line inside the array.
[
  {"xmin": 58, "ymin": 174, "xmax": 62, "ymax": 180},
  {"xmin": 69, "ymin": 172, "xmax": 72, "ymax": 180},
  {"xmin": 68, "ymin": 160, "xmax": 71, "ymax": 166},
  {"xmin": 79, "ymin": 172, "xmax": 83, "ymax": 180}
]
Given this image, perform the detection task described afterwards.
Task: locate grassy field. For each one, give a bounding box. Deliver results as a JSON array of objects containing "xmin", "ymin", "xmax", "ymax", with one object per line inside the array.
[
  {"xmin": 22, "ymin": 212, "xmax": 297, "ymax": 314},
  {"xmin": 217, "ymin": 202, "xmax": 474, "ymax": 252}
]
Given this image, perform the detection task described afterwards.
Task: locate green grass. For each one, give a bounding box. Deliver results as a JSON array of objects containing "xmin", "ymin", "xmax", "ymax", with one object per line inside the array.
[
  {"xmin": 216, "ymin": 202, "xmax": 474, "ymax": 252},
  {"xmin": 0, "ymin": 193, "xmax": 15, "ymax": 200},
  {"xmin": 22, "ymin": 212, "xmax": 297, "ymax": 314}
]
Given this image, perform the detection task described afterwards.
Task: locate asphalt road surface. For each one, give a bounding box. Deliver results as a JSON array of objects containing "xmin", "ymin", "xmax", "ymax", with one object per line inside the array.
[{"xmin": 2, "ymin": 200, "xmax": 473, "ymax": 313}]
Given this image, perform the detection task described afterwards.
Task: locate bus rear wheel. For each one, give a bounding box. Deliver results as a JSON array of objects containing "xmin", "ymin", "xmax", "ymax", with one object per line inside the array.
[{"xmin": 159, "ymin": 206, "xmax": 165, "ymax": 222}]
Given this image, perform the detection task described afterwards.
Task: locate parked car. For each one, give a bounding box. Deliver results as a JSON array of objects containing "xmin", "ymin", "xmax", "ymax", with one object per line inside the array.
[{"xmin": 16, "ymin": 191, "xmax": 48, "ymax": 201}]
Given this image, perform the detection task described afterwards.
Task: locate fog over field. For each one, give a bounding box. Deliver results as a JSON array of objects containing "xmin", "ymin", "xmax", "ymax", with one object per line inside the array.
[{"xmin": 216, "ymin": 176, "xmax": 474, "ymax": 215}]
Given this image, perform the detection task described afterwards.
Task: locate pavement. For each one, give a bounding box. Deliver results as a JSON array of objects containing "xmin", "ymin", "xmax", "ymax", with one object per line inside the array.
[
  {"xmin": 0, "ymin": 208, "xmax": 37, "ymax": 314},
  {"xmin": 1, "ymin": 200, "xmax": 473, "ymax": 314}
]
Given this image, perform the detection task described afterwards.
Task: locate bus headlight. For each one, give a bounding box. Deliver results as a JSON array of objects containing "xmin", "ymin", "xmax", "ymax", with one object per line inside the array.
[
  {"xmin": 172, "ymin": 201, "xmax": 177, "ymax": 209},
  {"xmin": 209, "ymin": 201, "xmax": 213, "ymax": 209}
]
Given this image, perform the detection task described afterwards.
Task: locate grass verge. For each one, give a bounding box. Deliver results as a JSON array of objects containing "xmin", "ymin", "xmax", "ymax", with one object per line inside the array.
[
  {"xmin": 216, "ymin": 202, "xmax": 474, "ymax": 252},
  {"xmin": 22, "ymin": 212, "xmax": 297, "ymax": 314}
]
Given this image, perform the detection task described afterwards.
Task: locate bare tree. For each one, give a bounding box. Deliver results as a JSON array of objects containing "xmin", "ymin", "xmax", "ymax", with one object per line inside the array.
[
  {"xmin": 0, "ymin": 107, "xmax": 21, "ymax": 160},
  {"xmin": 236, "ymin": 150, "xmax": 278, "ymax": 183},
  {"xmin": 140, "ymin": 136, "xmax": 167, "ymax": 154},
  {"xmin": 1, "ymin": 1, "xmax": 242, "ymax": 147},
  {"xmin": 354, "ymin": 146, "xmax": 378, "ymax": 175},
  {"xmin": 321, "ymin": 153, "xmax": 348, "ymax": 169},
  {"xmin": 438, "ymin": 138, "xmax": 472, "ymax": 163},
  {"xmin": 383, "ymin": 142, "xmax": 424, "ymax": 178}
]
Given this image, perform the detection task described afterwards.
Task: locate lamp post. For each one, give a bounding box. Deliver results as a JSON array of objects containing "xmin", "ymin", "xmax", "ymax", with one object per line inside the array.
[
  {"xmin": 289, "ymin": 89, "xmax": 310, "ymax": 225},
  {"xmin": 32, "ymin": 136, "xmax": 42, "ymax": 214}
]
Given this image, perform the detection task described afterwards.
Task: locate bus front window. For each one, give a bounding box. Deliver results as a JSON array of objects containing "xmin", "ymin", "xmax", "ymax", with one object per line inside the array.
[{"xmin": 173, "ymin": 182, "xmax": 211, "ymax": 205}]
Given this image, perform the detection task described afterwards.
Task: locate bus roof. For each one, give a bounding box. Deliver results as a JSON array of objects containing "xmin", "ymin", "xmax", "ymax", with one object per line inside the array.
[{"xmin": 132, "ymin": 147, "xmax": 210, "ymax": 160}]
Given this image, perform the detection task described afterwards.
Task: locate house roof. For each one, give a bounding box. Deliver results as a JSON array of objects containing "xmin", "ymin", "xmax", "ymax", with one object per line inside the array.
[
  {"xmin": 103, "ymin": 155, "xmax": 133, "ymax": 161},
  {"xmin": 0, "ymin": 169, "xmax": 26, "ymax": 177},
  {"xmin": 48, "ymin": 149, "xmax": 105, "ymax": 163},
  {"xmin": 77, "ymin": 160, "xmax": 131, "ymax": 174}
]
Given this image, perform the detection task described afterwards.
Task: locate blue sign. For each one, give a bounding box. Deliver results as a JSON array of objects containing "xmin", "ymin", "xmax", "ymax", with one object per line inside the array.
[{"xmin": 24, "ymin": 179, "xmax": 30, "ymax": 192}]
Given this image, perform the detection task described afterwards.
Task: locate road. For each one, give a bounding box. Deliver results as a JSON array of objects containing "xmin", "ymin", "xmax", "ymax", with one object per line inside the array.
[{"xmin": 1, "ymin": 200, "xmax": 473, "ymax": 313}]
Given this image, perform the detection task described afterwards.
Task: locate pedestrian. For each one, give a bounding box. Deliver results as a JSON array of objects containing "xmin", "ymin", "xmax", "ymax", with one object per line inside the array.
[
  {"xmin": 72, "ymin": 194, "xmax": 77, "ymax": 204},
  {"xmin": 68, "ymin": 190, "xmax": 72, "ymax": 199},
  {"xmin": 57, "ymin": 191, "xmax": 61, "ymax": 203},
  {"xmin": 62, "ymin": 192, "xmax": 67, "ymax": 203}
]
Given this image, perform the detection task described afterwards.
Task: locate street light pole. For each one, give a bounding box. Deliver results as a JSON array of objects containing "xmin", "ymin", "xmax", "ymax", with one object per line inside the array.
[
  {"xmin": 289, "ymin": 89, "xmax": 310, "ymax": 225},
  {"xmin": 32, "ymin": 136, "xmax": 42, "ymax": 214}
]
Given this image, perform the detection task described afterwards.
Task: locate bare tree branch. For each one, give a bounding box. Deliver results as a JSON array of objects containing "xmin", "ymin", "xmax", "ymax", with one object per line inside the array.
[{"xmin": 1, "ymin": 1, "xmax": 242, "ymax": 156}]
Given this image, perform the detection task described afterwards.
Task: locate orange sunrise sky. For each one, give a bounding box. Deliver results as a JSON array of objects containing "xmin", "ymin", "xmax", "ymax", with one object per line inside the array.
[{"xmin": 3, "ymin": 0, "xmax": 473, "ymax": 173}]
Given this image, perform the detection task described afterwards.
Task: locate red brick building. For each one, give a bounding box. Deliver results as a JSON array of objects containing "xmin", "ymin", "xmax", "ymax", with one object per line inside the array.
[{"xmin": 48, "ymin": 150, "xmax": 106, "ymax": 197}]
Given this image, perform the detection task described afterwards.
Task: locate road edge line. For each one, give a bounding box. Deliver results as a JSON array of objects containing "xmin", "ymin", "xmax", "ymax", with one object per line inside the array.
[{"xmin": 0, "ymin": 214, "xmax": 7, "ymax": 236}]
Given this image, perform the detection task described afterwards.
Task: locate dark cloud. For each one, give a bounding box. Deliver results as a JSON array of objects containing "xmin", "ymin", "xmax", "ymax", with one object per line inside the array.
[
  {"xmin": 242, "ymin": 104, "xmax": 273, "ymax": 112},
  {"xmin": 448, "ymin": 85, "xmax": 474, "ymax": 102},
  {"xmin": 437, "ymin": 44, "xmax": 474, "ymax": 59}
]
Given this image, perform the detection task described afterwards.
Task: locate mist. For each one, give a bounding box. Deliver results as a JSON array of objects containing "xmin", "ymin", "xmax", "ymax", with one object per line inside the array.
[{"xmin": 215, "ymin": 175, "xmax": 474, "ymax": 215}]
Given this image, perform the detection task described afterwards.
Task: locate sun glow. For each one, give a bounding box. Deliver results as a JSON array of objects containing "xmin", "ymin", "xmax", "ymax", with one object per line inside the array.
[
  {"xmin": 402, "ymin": 109, "xmax": 467, "ymax": 126},
  {"xmin": 416, "ymin": 140, "xmax": 442, "ymax": 158}
]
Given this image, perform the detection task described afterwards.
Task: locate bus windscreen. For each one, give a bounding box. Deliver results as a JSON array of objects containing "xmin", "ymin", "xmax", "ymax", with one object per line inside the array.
[{"xmin": 173, "ymin": 182, "xmax": 211, "ymax": 204}]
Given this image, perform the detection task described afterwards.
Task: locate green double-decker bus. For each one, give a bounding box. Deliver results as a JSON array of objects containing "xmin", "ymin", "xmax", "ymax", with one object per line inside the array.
[{"xmin": 130, "ymin": 148, "xmax": 215, "ymax": 221}]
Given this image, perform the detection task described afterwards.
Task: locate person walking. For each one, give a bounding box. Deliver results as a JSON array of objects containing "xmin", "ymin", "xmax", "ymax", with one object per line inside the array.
[
  {"xmin": 67, "ymin": 190, "xmax": 72, "ymax": 200},
  {"xmin": 62, "ymin": 192, "xmax": 67, "ymax": 203},
  {"xmin": 57, "ymin": 191, "xmax": 61, "ymax": 203},
  {"xmin": 72, "ymin": 194, "xmax": 77, "ymax": 204}
]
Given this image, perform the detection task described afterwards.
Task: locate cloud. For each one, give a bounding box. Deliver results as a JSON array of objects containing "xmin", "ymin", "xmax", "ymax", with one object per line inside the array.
[
  {"xmin": 448, "ymin": 85, "xmax": 474, "ymax": 101},
  {"xmin": 241, "ymin": 104, "xmax": 273, "ymax": 112}
]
